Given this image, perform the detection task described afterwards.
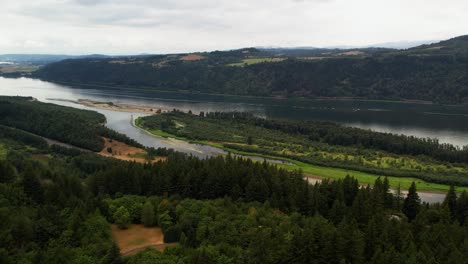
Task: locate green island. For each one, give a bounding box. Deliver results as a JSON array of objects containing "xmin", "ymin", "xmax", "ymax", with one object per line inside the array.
[{"xmin": 136, "ymin": 111, "xmax": 468, "ymax": 193}]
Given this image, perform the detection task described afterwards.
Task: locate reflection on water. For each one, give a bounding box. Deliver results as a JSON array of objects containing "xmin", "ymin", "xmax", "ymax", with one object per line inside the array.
[
  {"xmin": 1, "ymin": 77, "xmax": 467, "ymax": 147},
  {"xmin": 1, "ymin": 77, "xmax": 463, "ymax": 203},
  {"xmin": 1, "ymin": 77, "xmax": 468, "ymax": 148},
  {"xmin": 0, "ymin": 77, "xmax": 290, "ymax": 160}
]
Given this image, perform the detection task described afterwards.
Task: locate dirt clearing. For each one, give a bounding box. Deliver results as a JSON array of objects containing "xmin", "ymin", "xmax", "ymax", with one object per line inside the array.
[
  {"xmin": 98, "ymin": 138, "xmax": 166, "ymax": 164},
  {"xmin": 111, "ymin": 224, "xmax": 171, "ymax": 256},
  {"xmin": 180, "ymin": 54, "xmax": 204, "ymax": 61},
  {"xmin": 304, "ymin": 174, "xmax": 323, "ymax": 185}
]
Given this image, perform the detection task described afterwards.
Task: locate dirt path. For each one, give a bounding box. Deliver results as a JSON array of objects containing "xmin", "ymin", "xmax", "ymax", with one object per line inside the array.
[{"xmin": 121, "ymin": 243, "xmax": 177, "ymax": 256}]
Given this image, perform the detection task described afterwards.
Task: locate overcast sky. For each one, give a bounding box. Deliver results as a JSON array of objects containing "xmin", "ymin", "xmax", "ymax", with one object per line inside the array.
[{"xmin": 1, "ymin": 0, "xmax": 467, "ymax": 54}]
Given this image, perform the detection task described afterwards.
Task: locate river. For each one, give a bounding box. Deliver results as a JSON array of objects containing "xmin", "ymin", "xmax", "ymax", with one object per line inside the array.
[
  {"xmin": 2, "ymin": 77, "xmax": 467, "ymax": 146},
  {"xmin": 1, "ymin": 76, "xmax": 463, "ymax": 202}
]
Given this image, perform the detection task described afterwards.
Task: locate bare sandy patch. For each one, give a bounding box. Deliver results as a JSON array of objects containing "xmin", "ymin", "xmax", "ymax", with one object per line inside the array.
[
  {"xmin": 78, "ymin": 99, "xmax": 168, "ymax": 114},
  {"xmin": 98, "ymin": 138, "xmax": 166, "ymax": 164},
  {"xmin": 111, "ymin": 224, "xmax": 173, "ymax": 256},
  {"xmin": 337, "ymin": 50, "xmax": 365, "ymax": 56},
  {"xmin": 180, "ymin": 54, "xmax": 204, "ymax": 61},
  {"xmin": 304, "ymin": 174, "xmax": 323, "ymax": 185}
]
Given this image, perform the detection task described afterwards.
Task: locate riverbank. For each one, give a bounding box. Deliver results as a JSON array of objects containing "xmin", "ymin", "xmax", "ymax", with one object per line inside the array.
[
  {"xmin": 134, "ymin": 116, "xmax": 468, "ymax": 194},
  {"xmin": 77, "ymin": 99, "xmax": 169, "ymax": 114},
  {"xmin": 30, "ymin": 79, "xmax": 468, "ymax": 107}
]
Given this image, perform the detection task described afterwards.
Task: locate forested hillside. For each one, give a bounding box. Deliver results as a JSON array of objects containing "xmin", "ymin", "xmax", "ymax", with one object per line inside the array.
[
  {"xmin": 0, "ymin": 96, "xmax": 141, "ymax": 151},
  {"xmin": 1, "ymin": 106, "xmax": 468, "ymax": 263},
  {"xmin": 33, "ymin": 36, "xmax": 468, "ymax": 104},
  {"xmin": 138, "ymin": 111, "xmax": 468, "ymax": 186}
]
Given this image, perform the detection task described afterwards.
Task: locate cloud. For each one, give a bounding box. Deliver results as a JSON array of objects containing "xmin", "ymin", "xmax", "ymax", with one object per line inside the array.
[{"xmin": 0, "ymin": 0, "xmax": 467, "ymax": 54}]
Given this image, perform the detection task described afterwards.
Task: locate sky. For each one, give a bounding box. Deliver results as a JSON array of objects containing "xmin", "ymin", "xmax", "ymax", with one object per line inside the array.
[{"xmin": 1, "ymin": 0, "xmax": 467, "ymax": 55}]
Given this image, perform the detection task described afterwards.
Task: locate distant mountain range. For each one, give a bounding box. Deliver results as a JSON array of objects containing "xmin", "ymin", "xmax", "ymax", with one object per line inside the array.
[
  {"xmin": 0, "ymin": 54, "xmax": 112, "ymax": 64},
  {"xmin": 0, "ymin": 54, "xmax": 158, "ymax": 65},
  {"xmin": 258, "ymin": 39, "xmax": 439, "ymax": 50},
  {"xmin": 0, "ymin": 39, "xmax": 439, "ymax": 64},
  {"xmin": 8, "ymin": 35, "xmax": 468, "ymax": 104}
]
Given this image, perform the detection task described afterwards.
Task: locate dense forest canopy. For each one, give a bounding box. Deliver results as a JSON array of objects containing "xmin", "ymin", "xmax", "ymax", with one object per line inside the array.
[
  {"xmin": 0, "ymin": 96, "xmax": 141, "ymax": 151},
  {"xmin": 1, "ymin": 102, "xmax": 468, "ymax": 263},
  {"xmin": 32, "ymin": 35, "xmax": 468, "ymax": 104}
]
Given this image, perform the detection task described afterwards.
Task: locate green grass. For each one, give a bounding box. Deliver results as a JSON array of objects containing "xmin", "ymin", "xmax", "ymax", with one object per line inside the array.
[
  {"xmin": 129, "ymin": 152, "xmax": 148, "ymax": 159},
  {"xmin": 135, "ymin": 117, "xmax": 467, "ymax": 193},
  {"xmin": 280, "ymin": 160, "xmax": 468, "ymax": 193}
]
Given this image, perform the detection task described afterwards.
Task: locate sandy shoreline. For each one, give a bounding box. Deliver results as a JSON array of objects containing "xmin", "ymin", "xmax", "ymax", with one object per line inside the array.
[{"xmin": 78, "ymin": 99, "xmax": 169, "ymax": 114}]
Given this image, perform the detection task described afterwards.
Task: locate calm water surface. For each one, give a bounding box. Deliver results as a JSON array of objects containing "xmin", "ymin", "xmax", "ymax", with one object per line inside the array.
[
  {"xmin": 1, "ymin": 77, "xmax": 467, "ymax": 146},
  {"xmin": 1, "ymin": 77, "xmax": 466, "ymax": 202},
  {"xmin": 0, "ymin": 77, "xmax": 297, "ymax": 161}
]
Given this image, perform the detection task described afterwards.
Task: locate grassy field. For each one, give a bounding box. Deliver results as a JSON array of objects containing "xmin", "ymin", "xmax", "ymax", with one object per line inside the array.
[
  {"xmin": 136, "ymin": 113, "xmax": 468, "ymax": 181},
  {"xmin": 281, "ymin": 160, "xmax": 468, "ymax": 193},
  {"xmin": 135, "ymin": 117, "xmax": 468, "ymax": 193},
  {"xmin": 228, "ymin": 57, "xmax": 286, "ymax": 66}
]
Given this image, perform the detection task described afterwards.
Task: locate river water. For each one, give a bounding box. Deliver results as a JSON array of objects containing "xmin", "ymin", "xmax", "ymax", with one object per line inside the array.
[{"xmin": 1, "ymin": 77, "xmax": 464, "ymax": 202}]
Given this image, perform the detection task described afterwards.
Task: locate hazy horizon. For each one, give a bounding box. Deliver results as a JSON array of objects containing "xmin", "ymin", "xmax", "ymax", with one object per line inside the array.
[
  {"xmin": 0, "ymin": 38, "xmax": 444, "ymax": 56},
  {"xmin": 1, "ymin": 0, "xmax": 467, "ymax": 54}
]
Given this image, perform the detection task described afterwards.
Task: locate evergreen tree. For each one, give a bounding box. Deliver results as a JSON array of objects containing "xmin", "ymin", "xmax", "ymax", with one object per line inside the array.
[
  {"xmin": 245, "ymin": 176, "xmax": 269, "ymax": 202},
  {"xmin": 21, "ymin": 166, "xmax": 44, "ymax": 204},
  {"xmin": 104, "ymin": 243, "xmax": 122, "ymax": 264},
  {"xmin": 247, "ymin": 136, "xmax": 253, "ymax": 145},
  {"xmin": 403, "ymin": 182, "xmax": 420, "ymax": 221},
  {"xmin": 0, "ymin": 161, "xmax": 16, "ymax": 183},
  {"xmin": 456, "ymin": 191, "xmax": 468, "ymax": 224},
  {"xmin": 443, "ymin": 185, "xmax": 457, "ymax": 220},
  {"xmin": 11, "ymin": 215, "xmax": 34, "ymax": 248},
  {"xmin": 329, "ymin": 200, "xmax": 346, "ymax": 225}
]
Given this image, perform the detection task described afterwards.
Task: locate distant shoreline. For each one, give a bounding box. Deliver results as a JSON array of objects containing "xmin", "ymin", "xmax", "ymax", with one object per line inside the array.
[{"xmin": 26, "ymin": 78, "xmax": 468, "ymax": 107}]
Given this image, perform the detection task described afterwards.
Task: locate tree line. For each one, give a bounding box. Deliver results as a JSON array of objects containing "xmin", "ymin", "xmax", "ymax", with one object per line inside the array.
[
  {"xmin": 139, "ymin": 111, "xmax": 468, "ymax": 186},
  {"xmin": 34, "ymin": 36, "xmax": 468, "ymax": 104},
  {"xmin": 1, "ymin": 140, "xmax": 468, "ymax": 263},
  {"xmin": 0, "ymin": 96, "xmax": 142, "ymax": 151}
]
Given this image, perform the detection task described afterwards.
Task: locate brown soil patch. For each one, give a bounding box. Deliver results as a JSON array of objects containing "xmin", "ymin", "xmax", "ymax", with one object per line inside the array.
[
  {"xmin": 31, "ymin": 154, "xmax": 50, "ymax": 162},
  {"xmin": 180, "ymin": 54, "xmax": 204, "ymax": 61},
  {"xmin": 338, "ymin": 50, "xmax": 365, "ymax": 56},
  {"xmin": 304, "ymin": 174, "xmax": 323, "ymax": 185},
  {"xmin": 111, "ymin": 224, "xmax": 171, "ymax": 256},
  {"xmin": 98, "ymin": 138, "xmax": 166, "ymax": 164}
]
